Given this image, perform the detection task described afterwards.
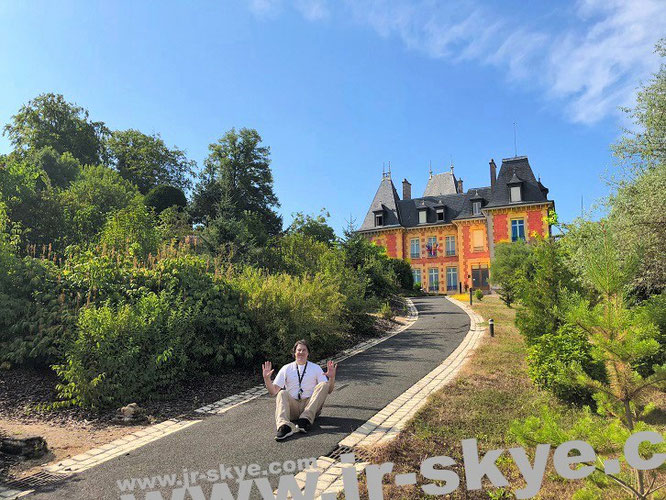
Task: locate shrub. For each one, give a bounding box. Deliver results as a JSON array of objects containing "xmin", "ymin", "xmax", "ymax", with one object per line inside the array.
[
  {"xmin": 0, "ymin": 247, "xmax": 252, "ymax": 376},
  {"xmin": 59, "ymin": 164, "xmax": 140, "ymax": 247},
  {"xmin": 633, "ymin": 292, "xmax": 666, "ymax": 377},
  {"xmin": 99, "ymin": 202, "xmax": 160, "ymax": 260},
  {"xmin": 157, "ymin": 206, "xmax": 193, "ymax": 244},
  {"xmin": 287, "ymin": 210, "xmax": 336, "ymax": 246},
  {"xmin": 388, "ymin": 258, "xmax": 414, "ymax": 291},
  {"xmin": 231, "ymin": 267, "xmax": 346, "ymax": 365},
  {"xmin": 264, "ymin": 232, "xmax": 330, "ymax": 276},
  {"xmin": 413, "ymin": 282, "xmax": 422, "ymax": 293},
  {"xmin": 490, "ymin": 241, "xmax": 531, "ymax": 307},
  {"xmin": 54, "ymin": 281, "xmax": 254, "ymax": 408},
  {"xmin": 145, "ymin": 185, "xmax": 187, "ymax": 214},
  {"xmin": 341, "ymin": 234, "xmax": 398, "ymax": 299},
  {"xmin": 0, "ymin": 234, "xmax": 79, "ymax": 366},
  {"xmin": 474, "ymin": 289, "xmax": 484, "ymax": 301},
  {"xmin": 379, "ymin": 301, "xmax": 394, "ymax": 321},
  {"xmin": 515, "ymin": 236, "xmax": 578, "ymax": 344},
  {"xmin": 527, "ymin": 324, "xmax": 606, "ymax": 405},
  {"xmin": 319, "ymin": 248, "xmax": 375, "ymax": 337},
  {"xmin": 0, "ymin": 157, "xmax": 66, "ymax": 249},
  {"xmin": 54, "ymin": 292, "xmax": 189, "ymax": 408},
  {"xmin": 30, "ymin": 147, "xmax": 81, "ymax": 189}
]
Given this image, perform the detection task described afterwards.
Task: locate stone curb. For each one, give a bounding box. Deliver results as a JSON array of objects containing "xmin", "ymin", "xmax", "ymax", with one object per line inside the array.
[
  {"xmin": 2, "ymin": 298, "xmax": 418, "ymax": 499},
  {"xmin": 291, "ymin": 296, "xmax": 486, "ymax": 499}
]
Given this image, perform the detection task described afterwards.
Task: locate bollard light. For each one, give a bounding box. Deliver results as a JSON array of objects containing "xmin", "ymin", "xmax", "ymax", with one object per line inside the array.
[
  {"xmin": 489, "ymin": 318, "xmax": 494, "ymax": 337},
  {"xmin": 469, "ymin": 288, "xmax": 473, "ymax": 306}
]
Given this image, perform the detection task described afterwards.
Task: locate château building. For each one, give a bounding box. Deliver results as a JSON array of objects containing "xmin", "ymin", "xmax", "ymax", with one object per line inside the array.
[{"xmin": 357, "ymin": 156, "xmax": 554, "ymax": 293}]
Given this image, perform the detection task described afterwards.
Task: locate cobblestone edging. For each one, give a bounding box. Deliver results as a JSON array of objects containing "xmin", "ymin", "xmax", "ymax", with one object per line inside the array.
[
  {"xmin": 1, "ymin": 419, "xmax": 201, "ymax": 500},
  {"xmin": 1, "ymin": 299, "xmax": 418, "ymax": 499},
  {"xmin": 291, "ymin": 297, "xmax": 486, "ymax": 499}
]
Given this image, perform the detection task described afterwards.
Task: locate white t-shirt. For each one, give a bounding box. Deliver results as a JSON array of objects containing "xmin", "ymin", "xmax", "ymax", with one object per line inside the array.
[{"xmin": 274, "ymin": 361, "xmax": 328, "ymax": 399}]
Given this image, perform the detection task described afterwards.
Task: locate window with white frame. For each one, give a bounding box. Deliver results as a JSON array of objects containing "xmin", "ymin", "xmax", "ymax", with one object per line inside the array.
[
  {"xmin": 418, "ymin": 209, "xmax": 427, "ymax": 224},
  {"xmin": 410, "ymin": 238, "xmax": 420, "ymax": 258},
  {"xmin": 412, "ymin": 268, "xmax": 422, "ymax": 287},
  {"xmin": 436, "ymin": 208, "xmax": 445, "ymax": 221},
  {"xmin": 511, "ymin": 219, "xmax": 526, "ymax": 241},
  {"xmin": 446, "ymin": 267, "xmax": 458, "ymax": 291},
  {"xmin": 445, "ymin": 235, "xmax": 455, "ymax": 256},
  {"xmin": 375, "ymin": 213, "xmax": 383, "ymax": 226},
  {"xmin": 428, "ymin": 268, "xmax": 439, "ymax": 292},
  {"xmin": 472, "ymin": 201, "xmax": 482, "ymax": 215}
]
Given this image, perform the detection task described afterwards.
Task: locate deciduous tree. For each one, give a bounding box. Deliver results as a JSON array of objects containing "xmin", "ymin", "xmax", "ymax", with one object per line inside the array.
[
  {"xmin": 190, "ymin": 128, "xmax": 282, "ymax": 236},
  {"xmin": 286, "ymin": 209, "xmax": 336, "ymax": 246},
  {"xmin": 608, "ymin": 40, "xmax": 666, "ymax": 297},
  {"xmin": 3, "ymin": 93, "xmax": 109, "ymax": 166},
  {"xmin": 106, "ymin": 129, "xmax": 195, "ymax": 194}
]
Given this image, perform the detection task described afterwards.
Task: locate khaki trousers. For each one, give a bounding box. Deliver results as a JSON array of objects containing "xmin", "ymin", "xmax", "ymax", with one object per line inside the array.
[{"xmin": 275, "ymin": 382, "xmax": 329, "ymax": 431}]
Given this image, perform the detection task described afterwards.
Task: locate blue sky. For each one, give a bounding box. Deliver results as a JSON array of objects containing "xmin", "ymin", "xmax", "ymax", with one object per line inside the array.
[{"xmin": 1, "ymin": 0, "xmax": 663, "ymax": 234}]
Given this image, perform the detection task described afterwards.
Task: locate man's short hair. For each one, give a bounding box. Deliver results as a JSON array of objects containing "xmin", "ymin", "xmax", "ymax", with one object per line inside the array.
[{"xmin": 292, "ymin": 339, "xmax": 310, "ymax": 355}]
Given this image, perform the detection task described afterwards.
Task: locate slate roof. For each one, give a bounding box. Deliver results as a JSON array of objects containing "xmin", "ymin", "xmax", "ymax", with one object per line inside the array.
[
  {"xmin": 485, "ymin": 156, "xmax": 549, "ymax": 208},
  {"xmin": 360, "ymin": 175, "xmax": 402, "ymax": 230},
  {"xmin": 423, "ymin": 171, "xmax": 457, "ymax": 196},
  {"xmin": 358, "ymin": 156, "xmax": 551, "ymax": 232}
]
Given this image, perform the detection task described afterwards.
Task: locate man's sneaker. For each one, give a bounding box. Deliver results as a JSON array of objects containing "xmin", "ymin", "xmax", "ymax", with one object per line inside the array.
[
  {"xmin": 275, "ymin": 424, "xmax": 295, "ymax": 441},
  {"xmin": 296, "ymin": 418, "xmax": 311, "ymax": 433}
]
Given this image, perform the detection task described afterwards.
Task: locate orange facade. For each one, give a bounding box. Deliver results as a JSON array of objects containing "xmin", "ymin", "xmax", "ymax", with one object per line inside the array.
[{"xmin": 365, "ymin": 203, "xmax": 551, "ymax": 293}]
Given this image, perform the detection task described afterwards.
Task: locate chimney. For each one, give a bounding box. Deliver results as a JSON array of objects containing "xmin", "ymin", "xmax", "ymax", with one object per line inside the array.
[
  {"xmin": 457, "ymin": 178, "xmax": 463, "ymax": 193},
  {"xmin": 402, "ymin": 179, "xmax": 411, "ymax": 200},
  {"xmin": 489, "ymin": 159, "xmax": 497, "ymax": 189}
]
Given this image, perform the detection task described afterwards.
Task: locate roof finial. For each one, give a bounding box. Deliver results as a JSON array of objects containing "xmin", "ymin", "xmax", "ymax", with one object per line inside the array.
[
  {"xmin": 382, "ymin": 162, "xmax": 385, "ymax": 178},
  {"xmin": 387, "ymin": 161, "xmax": 391, "ymax": 179},
  {"xmin": 429, "ymin": 160, "xmax": 433, "ymax": 179},
  {"xmin": 450, "ymin": 156, "xmax": 454, "ymax": 174},
  {"xmin": 513, "ymin": 121, "xmax": 518, "ymax": 157}
]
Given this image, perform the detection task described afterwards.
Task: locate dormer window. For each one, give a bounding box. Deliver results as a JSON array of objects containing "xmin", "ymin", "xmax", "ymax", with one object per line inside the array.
[
  {"xmin": 436, "ymin": 208, "xmax": 445, "ymax": 222},
  {"xmin": 508, "ymin": 171, "xmax": 523, "ymax": 203},
  {"xmin": 418, "ymin": 209, "xmax": 427, "ymax": 224},
  {"xmin": 375, "ymin": 213, "xmax": 383, "ymax": 226},
  {"xmin": 510, "ymin": 186, "xmax": 522, "ymax": 203},
  {"xmin": 471, "ymin": 190, "xmax": 483, "ymax": 216}
]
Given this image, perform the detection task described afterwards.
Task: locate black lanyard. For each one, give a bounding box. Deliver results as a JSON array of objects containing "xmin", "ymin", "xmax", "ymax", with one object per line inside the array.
[{"xmin": 296, "ymin": 362, "xmax": 307, "ymax": 399}]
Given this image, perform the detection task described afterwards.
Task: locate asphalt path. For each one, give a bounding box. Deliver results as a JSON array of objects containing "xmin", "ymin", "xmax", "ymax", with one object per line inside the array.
[{"xmin": 27, "ymin": 296, "xmax": 469, "ymax": 500}]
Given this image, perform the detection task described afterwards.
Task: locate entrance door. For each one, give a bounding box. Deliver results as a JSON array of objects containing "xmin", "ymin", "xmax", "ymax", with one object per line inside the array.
[{"xmin": 471, "ymin": 266, "xmax": 489, "ymax": 290}]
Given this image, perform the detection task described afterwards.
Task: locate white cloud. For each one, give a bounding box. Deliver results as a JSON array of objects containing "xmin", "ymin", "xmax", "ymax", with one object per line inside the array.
[
  {"xmin": 294, "ymin": 0, "xmax": 329, "ymax": 21},
  {"xmin": 248, "ymin": 0, "xmax": 330, "ymax": 21},
  {"xmin": 248, "ymin": 0, "xmax": 665, "ymax": 124},
  {"xmin": 248, "ymin": 0, "xmax": 282, "ymax": 18}
]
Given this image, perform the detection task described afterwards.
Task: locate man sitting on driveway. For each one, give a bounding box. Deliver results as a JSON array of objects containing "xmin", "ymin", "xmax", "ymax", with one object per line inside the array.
[{"xmin": 262, "ymin": 339, "xmax": 337, "ymax": 441}]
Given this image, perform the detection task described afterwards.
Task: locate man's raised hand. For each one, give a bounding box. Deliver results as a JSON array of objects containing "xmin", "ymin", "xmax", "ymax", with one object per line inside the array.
[
  {"xmin": 262, "ymin": 361, "xmax": 274, "ymax": 379},
  {"xmin": 325, "ymin": 360, "xmax": 337, "ymax": 379}
]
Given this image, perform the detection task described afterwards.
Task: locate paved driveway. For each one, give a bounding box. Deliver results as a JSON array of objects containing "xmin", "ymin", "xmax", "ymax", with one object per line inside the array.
[{"xmin": 27, "ymin": 296, "xmax": 469, "ymax": 499}]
